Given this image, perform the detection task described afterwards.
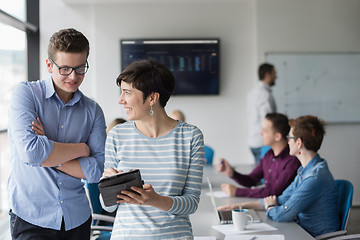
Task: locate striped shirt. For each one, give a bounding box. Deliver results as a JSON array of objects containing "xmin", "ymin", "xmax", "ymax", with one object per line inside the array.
[{"xmin": 102, "ymin": 121, "xmax": 205, "ymax": 239}]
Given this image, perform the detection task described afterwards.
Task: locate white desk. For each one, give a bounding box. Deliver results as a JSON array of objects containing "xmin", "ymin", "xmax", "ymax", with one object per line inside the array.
[{"xmin": 190, "ymin": 165, "xmax": 315, "ymax": 240}]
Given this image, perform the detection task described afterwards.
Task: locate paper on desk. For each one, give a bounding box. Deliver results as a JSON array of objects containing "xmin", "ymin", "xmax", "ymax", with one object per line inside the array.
[
  {"xmin": 206, "ymin": 190, "xmax": 229, "ymax": 198},
  {"xmin": 212, "ymin": 223, "xmax": 277, "ymax": 235},
  {"xmin": 224, "ymin": 234, "xmax": 284, "ymax": 240},
  {"xmin": 194, "ymin": 237, "xmax": 216, "ymax": 240}
]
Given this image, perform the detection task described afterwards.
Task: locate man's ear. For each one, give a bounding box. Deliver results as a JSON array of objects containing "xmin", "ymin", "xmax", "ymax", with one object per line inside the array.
[
  {"xmin": 274, "ymin": 132, "xmax": 282, "ymax": 142},
  {"xmin": 46, "ymin": 58, "xmax": 53, "ymax": 74}
]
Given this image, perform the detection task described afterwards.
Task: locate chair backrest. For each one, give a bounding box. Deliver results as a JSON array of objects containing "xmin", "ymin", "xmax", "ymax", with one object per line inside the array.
[
  {"xmin": 204, "ymin": 145, "xmax": 214, "ymax": 165},
  {"xmin": 336, "ymin": 179, "xmax": 354, "ymax": 230},
  {"xmin": 260, "ymin": 145, "xmax": 271, "ymax": 158},
  {"xmin": 84, "ymin": 180, "xmax": 103, "ymax": 215}
]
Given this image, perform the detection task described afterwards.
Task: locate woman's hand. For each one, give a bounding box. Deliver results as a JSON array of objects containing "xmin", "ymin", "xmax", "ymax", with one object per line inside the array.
[
  {"xmin": 117, "ymin": 183, "xmax": 173, "ymax": 211},
  {"xmin": 32, "ymin": 117, "xmax": 45, "ymax": 135},
  {"xmin": 264, "ymin": 195, "xmax": 277, "ymax": 210},
  {"xmin": 101, "ymin": 167, "xmax": 122, "ymax": 179}
]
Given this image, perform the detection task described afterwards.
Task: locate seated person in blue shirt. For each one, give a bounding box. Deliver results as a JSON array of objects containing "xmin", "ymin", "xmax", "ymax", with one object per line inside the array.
[
  {"xmin": 8, "ymin": 28, "xmax": 106, "ymax": 239},
  {"xmin": 218, "ymin": 115, "xmax": 340, "ymax": 237}
]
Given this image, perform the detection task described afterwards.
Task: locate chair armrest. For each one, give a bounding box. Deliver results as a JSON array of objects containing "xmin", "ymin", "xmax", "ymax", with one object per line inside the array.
[
  {"xmin": 315, "ymin": 230, "xmax": 347, "ymax": 240},
  {"xmin": 92, "ymin": 213, "xmax": 115, "ymax": 223},
  {"xmin": 91, "ymin": 225, "xmax": 113, "ymax": 232},
  {"xmin": 331, "ymin": 234, "xmax": 360, "ymax": 240}
]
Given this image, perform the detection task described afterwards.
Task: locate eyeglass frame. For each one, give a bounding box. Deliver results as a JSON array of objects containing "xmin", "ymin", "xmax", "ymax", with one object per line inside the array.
[
  {"xmin": 49, "ymin": 58, "xmax": 89, "ymax": 76},
  {"xmin": 287, "ymin": 135, "xmax": 298, "ymax": 141}
]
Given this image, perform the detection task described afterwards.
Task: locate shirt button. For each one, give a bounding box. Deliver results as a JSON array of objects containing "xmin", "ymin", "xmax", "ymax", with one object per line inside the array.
[
  {"xmin": 59, "ymin": 182, "xmax": 62, "ymax": 185},
  {"xmin": 285, "ymin": 206, "xmax": 288, "ymax": 209},
  {"xmin": 272, "ymin": 158, "xmax": 275, "ymax": 162},
  {"xmin": 268, "ymin": 169, "xmax": 272, "ymax": 172},
  {"xmin": 61, "ymin": 125, "xmax": 64, "ymax": 129},
  {"xmin": 61, "ymin": 200, "xmax": 64, "ymax": 204}
]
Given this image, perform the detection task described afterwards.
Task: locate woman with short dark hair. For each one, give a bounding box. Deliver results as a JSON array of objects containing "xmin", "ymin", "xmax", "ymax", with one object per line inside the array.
[{"xmin": 101, "ymin": 60, "xmax": 205, "ymax": 239}]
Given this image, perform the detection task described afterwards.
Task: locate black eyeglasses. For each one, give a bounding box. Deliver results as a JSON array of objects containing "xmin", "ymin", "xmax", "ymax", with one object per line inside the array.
[
  {"xmin": 50, "ymin": 58, "xmax": 89, "ymax": 76},
  {"xmin": 287, "ymin": 135, "xmax": 297, "ymax": 141}
]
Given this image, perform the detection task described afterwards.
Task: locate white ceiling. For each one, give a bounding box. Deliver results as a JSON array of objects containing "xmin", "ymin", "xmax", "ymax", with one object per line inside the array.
[{"xmin": 60, "ymin": 0, "xmax": 238, "ymax": 4}]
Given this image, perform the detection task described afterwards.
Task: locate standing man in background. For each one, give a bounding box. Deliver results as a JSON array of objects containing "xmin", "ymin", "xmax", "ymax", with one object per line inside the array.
[
  {"xmin": 8, "ymin": 28, "xmax": 106, "ymax": 239},
  {"xmin": 247, "ymin": 63, "xmax": 277, "ymax": 164}
]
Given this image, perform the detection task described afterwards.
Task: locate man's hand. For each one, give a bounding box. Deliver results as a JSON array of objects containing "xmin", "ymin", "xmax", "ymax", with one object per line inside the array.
[
  {"xmin": 221, "ymin": 183, "xmax": 237, "ymax": 196},
  {"xmin": 217, "ymin": 203, "xmax": 242, "ymax": 211},
  {"xmin": 216, "ymin": 158, "xmax": 234, "ymax": 177},
  {"xmin": 32, "ymin": 117, "xmax": 45, "ymax": 136}
]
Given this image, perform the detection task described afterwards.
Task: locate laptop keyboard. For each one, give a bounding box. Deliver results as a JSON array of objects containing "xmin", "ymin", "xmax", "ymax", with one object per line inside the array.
[{"xmin": 219, "ymin": 210, "xmax": 232, "ymax": 221}]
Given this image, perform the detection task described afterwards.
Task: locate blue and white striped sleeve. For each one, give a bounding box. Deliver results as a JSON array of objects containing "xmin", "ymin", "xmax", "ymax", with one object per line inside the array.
[
  {"xmin": 168, "ymin": 127, "xmax": 205, "ymax": 215},
  {"xmin": 104, "ymin": 127, "xmax": 119, "ymax": 170}
]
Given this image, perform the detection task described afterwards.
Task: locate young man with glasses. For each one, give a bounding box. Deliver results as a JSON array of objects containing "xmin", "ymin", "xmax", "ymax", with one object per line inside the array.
[
  {"xmin": 8, "ymin": 28, "xmax": 106, "ymax": 239},
  {"xmin": 216, "ymin": 113, "xmax": 300, "ymax": 198}
]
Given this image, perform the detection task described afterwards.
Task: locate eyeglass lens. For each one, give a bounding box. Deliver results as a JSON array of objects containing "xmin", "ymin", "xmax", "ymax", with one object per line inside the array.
[{"xmin": 59, "ymin": 65, "xmax": 88, "ymax": 75}]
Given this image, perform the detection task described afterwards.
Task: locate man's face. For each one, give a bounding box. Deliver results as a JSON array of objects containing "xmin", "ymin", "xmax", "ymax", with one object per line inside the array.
[
  {"xmin": 268, "ymin": 68, "xmax": 277, "ymax": 86},
  {"xmin": 260, "ymin": 118, "xmax": 277, "ymax": 146},
  {"xmin": 46, "ymin": 51, "xmax": 88, "ymax": 102}
]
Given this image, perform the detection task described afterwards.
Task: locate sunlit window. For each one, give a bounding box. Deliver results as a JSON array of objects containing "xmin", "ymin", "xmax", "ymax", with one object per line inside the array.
[
  {"xmin": 0, "ymin": 23, "xmax": 26, "ymax": 131},
  {"xmin": 0, "ymin": 0, "xmax": 25, "ymax": 21},
  {"xmin": 0, "ymin": 0, "xmax": 27, "ymax": 213}
]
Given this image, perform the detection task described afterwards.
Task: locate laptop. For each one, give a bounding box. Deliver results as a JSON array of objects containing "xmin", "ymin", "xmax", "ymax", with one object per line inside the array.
[{"xmin": 206, "ymin": 177, "xmax": 261, "ymax": 224}]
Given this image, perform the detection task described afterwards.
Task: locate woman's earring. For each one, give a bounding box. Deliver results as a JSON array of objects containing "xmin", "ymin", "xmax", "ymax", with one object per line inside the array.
[{"xmin": 150, "ymin": 106, "xmax": 154, "ymax": 116}]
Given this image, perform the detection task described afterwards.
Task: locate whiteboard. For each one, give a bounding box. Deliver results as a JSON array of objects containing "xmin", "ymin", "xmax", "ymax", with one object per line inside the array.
[{"xmin": 266, "ymin": 52, "xmax": 360, "ymax": 123}]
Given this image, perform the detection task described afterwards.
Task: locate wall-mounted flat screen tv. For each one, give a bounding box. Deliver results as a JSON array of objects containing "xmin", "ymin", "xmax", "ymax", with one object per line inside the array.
[{"xmin": 120, "ymin": 39, "xmax": 220, "ymax": 95}]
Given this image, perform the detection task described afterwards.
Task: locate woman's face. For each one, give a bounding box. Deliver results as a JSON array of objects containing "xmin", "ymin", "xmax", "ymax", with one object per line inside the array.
[
  {"xmin": 287, "ymin": 128, "xmax": 298, "ymax": 156},
  {"xmin": 119, "ymin": 81, "xmax": 149, "ymax": 121}
]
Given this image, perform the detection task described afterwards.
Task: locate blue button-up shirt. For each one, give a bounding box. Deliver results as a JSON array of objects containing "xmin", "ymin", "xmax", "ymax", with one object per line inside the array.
[
  {"xmin": 260, "ymin": 154, "xmax": 340, "ymax": 236},
  {"xmin": 8, "ymin": 77, "xmax": 106, "ymax": 230}
]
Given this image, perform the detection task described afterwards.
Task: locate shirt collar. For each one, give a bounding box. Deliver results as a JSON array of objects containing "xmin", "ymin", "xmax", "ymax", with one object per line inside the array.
[
  {"xmin": 259, "ymin": 81, "xmax": 272, "ymax": 92},
  {"xmin": 45, "ymin": 76, "xmax": 56, "ymax": 99},
  {"xmin": 274, "ymin": 145, "xmax": 291, "ymax": 159},
  {"xmin": 298, "ymin": 154, "xmax": 322, "ymax": 176},
  {"xmin": 44, "ymin": 75, "xmax": 82, "ymax": 105}
]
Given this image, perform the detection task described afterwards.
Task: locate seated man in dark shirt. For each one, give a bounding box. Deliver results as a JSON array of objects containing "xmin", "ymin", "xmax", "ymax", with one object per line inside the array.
[{"xmin": 216, "ymin": 113, "xmax": 300, "ymax": 198}]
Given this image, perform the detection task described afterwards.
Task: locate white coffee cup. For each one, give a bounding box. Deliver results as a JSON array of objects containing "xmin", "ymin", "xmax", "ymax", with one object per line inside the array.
[{"xmin": 232, "ymin": 209, "xmax": 254, "ymax": 231}]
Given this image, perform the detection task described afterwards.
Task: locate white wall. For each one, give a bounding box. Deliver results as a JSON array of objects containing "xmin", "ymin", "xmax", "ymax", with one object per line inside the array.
[
  {"xmin": 256, "ymin": 0, "xmax": 360, "ymax": 205},
  {"xmin": 41, "ymin": 0, "xmax": 360, "ymax": 204},
  {"xmin": 41, "ymin": 0, "xmax": 257, "ymax": 166}
]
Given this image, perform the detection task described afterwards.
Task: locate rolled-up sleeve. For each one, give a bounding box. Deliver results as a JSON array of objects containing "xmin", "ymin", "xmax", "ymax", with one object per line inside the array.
[
  {"xmin": 267, "ymin": 176, "xmax": 322, "ymax": 222},
  {"xmin": 8, "ymin": 82, "xmax": 54, "ymax": 166}
]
